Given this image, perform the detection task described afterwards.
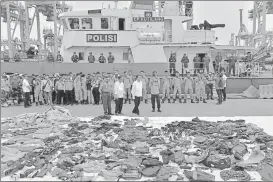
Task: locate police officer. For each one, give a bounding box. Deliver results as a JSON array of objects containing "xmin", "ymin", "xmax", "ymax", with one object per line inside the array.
[
  {"xmin": 206, "ymin": 72, "xmax": 214, "ymax": 100},
  {"xmin": 47, "ymin": 52, "xmax": 55, "ymax": 62},
  {"xmin": 162, "ymin": 70, "xmax": 171, "ymax": 103},
  {"xmin": 195, "ymin": 73, "xmax": 207, "ymax": 103},
  {"xmin": 123, "ymin": 71, "xmax": 133, "ymax": 104},
  {"xmin": 203, "ymin": 54, "xmax": 211, "ymax": 74},
  {"xmin": 193, "ymin": 54, "xmax": 201, "ymax": 74},
  {"xmin": 172, "ymin": 71, "xmax": 182, "ymax": 103},
  {"xmin": 99, "ymin": 53, "xmax": 106, "ymax": 63},
  {"xmin": 108, "ymin": 52, "xmax": 115, "ymax": 63},
  {"xmin": 14, "ymin": 52, "xmax": 21, "ymax": 62},
  {"xmin": 184, "ymin": 72, "xmax": 195, "ymax": 103},
  {"xmin": 3, "ymin": 52, "xmax": 10, "ymax": 62},
  {"xmin": 140, "ymin": 71, "xmax": 148, "ymax": 104},
  {"xmin": 99, "ymin": 75, "xmax": 113, "ymax": 115},
  {"xmin": 150, "ymin": 71, "xmax": 161, "ymax": 112},
  {"xmin": 80, "ymin": 74, "xmax": 88, "ymax": 104},
  {"xmin": 71, "ymin": 52, "xmax": 79, "ymax": 63},
  {"xmin": 228, "ymin": 52, "xmax": 237, "ymax": 76},
  {"xmin": 169, "ymin": 52, "xmax": 176, "ymax": 74},
  {"xmin": 74, "ymin": 73, "xmax": 82, "ymax": 104},
  {"xmin": 88, "ymin": 52, "xmax": 95, "ymax": 63},
  {"xmin": 215, "ymin": 52, "xmax": 222, "ymax": 72},
  {"xmin": 56, "ymin": 51, "xmax": 63, "ymax": 62},
  {"xmin": 181, "ymin": 54, "xmax": 189, "ymax": 76},
  {"xmin": 56, "ymin": 76, "xmax": 65, "ymax": 105}
]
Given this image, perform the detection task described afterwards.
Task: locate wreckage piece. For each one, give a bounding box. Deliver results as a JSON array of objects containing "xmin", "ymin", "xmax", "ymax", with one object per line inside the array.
[
  {"xmin": 204, "ymin": 154, "xmax": 231, "ymax": 169},
  {"xmin": 122, "ymin": 169, "xmax": 142, "ymax": 180},
  {"xmin": 232, "ymin": 143, "xmax": 248, "ymax": 157},
  {"xmin": 184, "ymin": 149, "xmax": 209, "ymax": 164},
  {"xmin": 220, "ymin": 169, "xmax": 251, "ymax": 181},
  {"xmin": 184, "ymin": 170, "xmax": 215, "ymax": 182},
  {"xmin": 199, "ymin": 20, "xmax": 225, "ymax": 30},
  {"xmin": 236, "ymin": 145, "xmax": 265, "ymax": 167},
  {"xmin": 140, "ymin": 166, "xmax": 162, "ymax": 177}
]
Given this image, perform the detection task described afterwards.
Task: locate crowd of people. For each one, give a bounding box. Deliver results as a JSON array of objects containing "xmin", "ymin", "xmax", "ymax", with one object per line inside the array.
[{"xmin": 1, "ymin": 69, "xmax": 227, "ymax": 115}]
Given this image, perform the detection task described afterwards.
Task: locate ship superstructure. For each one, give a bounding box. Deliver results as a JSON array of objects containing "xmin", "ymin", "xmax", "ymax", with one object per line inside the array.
[{"xmin": 59, "ymin": 1, "xmax": 219, "ymax": 72}]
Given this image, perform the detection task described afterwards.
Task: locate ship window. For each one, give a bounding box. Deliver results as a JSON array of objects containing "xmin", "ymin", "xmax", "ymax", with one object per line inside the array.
[
  {"xmin": 68, "ymin": 18, "xmax": 79, "ymax": 29},
  {"xmin": 101, "ymin": 18, "xmax": 109, "ymax": 29},
  {"xmin": 62, "ymin": 19, "xmax": 68, "ymax": 29},
  {"xmin": 79, "ymin": 52, "xmax": 84, "ymax": 60},
  {"xmin": 123, "ymin": 49, "xmax": 129, "ymax": 60},
  {"xmin": 82, "ymin": 18, "xmax": 93, "ymax": 29}
]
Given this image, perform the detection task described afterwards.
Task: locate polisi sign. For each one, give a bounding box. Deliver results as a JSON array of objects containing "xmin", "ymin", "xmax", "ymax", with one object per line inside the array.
[{"xmin": 86, "ymin": 34, "xmax": 117, "ymax": 42}]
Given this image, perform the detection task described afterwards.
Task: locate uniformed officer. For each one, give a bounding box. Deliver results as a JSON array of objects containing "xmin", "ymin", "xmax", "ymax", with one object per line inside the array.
[
  {"xmin": 215, "ymin": 52, "xmax": 222, "ymax": 72},
  {"xmin": 71, "ymin": 52, "xmax": 79, "ymax": 63},
  {"xmin": 99, "ymin": 75, "xmax": 113, "ymax": 115},
  {"xmin": 195, "ymin": 73, "xmax": 207, "ymax": 103},
  {"xmin": 74, "ymin": 73, "xmax": 82, "ymax": 104},
  {"xmin": 64, "ymin": 74, "xmax": 74, "ymax": 105},
  {"xmin": 108, "ymin": 52, "xmax": 115, "ymax": 63},
  {"xmin": 169, "ymin": 52, "xmax": 177, "ymax": 74},
  {"xmin": 88, "ymin": 52, "xmax": 95, "ymax": 63},
  {"xmin": 150, "ymin": 71, "xmax": 161, "ymax": 112},
  {"xmin": 140, "ymin": 71, "xmax": 148, "ymax": 104},
  {"xmin": 203, "ymin": 54, "xmax": 211, "ymax": 74},
  {"xmin": 193, "ymin": 54, "xmax": 201, "ymax": 74},
  {"xmin": 123, "ymin": 71, "xmax": 133, "ymax": 104},
  {"xmin": 3, "ymin": 52, "xmax": 10, "ymax": 62},
  {"xmin": 56, "ymin": 51, "xmax": 63, "ymax": 62},
  {"xmin": 172, "ymin": 71, "xmax": 182, "ymax": 103},
  {"xmin": 184, "ymin": 72, "xmax": 195, "ymax": 103},
  {"xmin": 99, "ymin": 53, "xmax": 106, "ymax": 63},
  {"xmin": 14, "ymin": 52, "xmax": 21, "ymax": 62},
  {"xmin": 162, "ymin": 70, "xmax": 171, "ymax": 103},
  {"xmin": 181, "ymin": 54, "xmax": 189, "ymax": 76},
  {"xmin": 80, "ymin": 74, "xmax": 88, "ymax": 104}
]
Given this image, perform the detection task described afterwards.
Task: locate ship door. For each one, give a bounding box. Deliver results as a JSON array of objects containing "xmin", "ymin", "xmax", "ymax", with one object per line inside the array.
[
  {"xmin": 119, "ymin": 18, "xmax": 125, "ymax": 30},
  {"xmin": 164, "ymin": 19, "xmax": 172, "ymax": 42}
]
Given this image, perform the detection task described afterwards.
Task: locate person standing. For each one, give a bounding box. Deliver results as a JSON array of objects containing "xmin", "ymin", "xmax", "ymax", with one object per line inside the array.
[
  {"xmin": 172, "ymin": 71, "xmax": 182, "ymax": 103},
  {"xmin": 88, "ymin": 52, "xmax": 95, "ymax": 63},
  {"xmin": 140, "ymin": 71, "xmax": 148, "ymax": 104},
  {"xmin": 73, "ymin": 73, "xmax": 81, "ymax": 105},
  {"xmin": 195, "ymin": 73, "xmax": 207, "ymax": 103},
  {"xmin": 56, "ymin": 51, "xmax": 63, "ymax": 62},
  {"xmin": 215, "ymin": 72, "xmax": 225, "ymax": 105},
  {"xmin": 184, "ymin": 72, "xmax": 195, "ymax": 103},
  {"xmin": 150, "ymin": 71, "xmax": 161, "ymax": 112},
  {"xmin": 222, "ymin": 69, "xmax": 227, "ymax": 101},
  {"xmin": 131, "ymin": 75, "xmax": 142, "ymax": 115},
  {"xmin": 3, "ymin": 52, "xmax": 10, "ymax": 62},
  {"xmin": 99, "ymin": 76, "xmax": 113, "ymax": 115},
  {"xmin": 169, "ymin": 52, "xmax": 177, "ymax": 74},
  {"xmin": 92, "ymin": 72, "xmax": 101, "ymax": 105},
  {"xmin": 206, "ymin": 72, "xmax": 214, "ymax": 100},
  {"xmin": 33, "ymin": 76, "xmax": 43, "ymax": 106},
  {"xmin": 41, "ymin": 75, "xmax": 53, "ymax": 105},
  {"xmin": 114, "ymin": 76, "xmax": 125, "ymax": 115},
  {"xmin": 80, "ymin": 74, "xmax": 88, "ymax": 104},
  {"xmin": 64, "ymin": 75, "xmax": 73, "ymax": 105},
  {"xmin": 181, "ymin": 54, "xmax": 189, "ymax": 76},
  {"xmin": 71, "ymin": 52, "xmax": 79, "ymax": 63},
  {"xmin": 56, "ymin": 76, "xmax": 65, "ymax": 105},
  {"xmin": 203, "ymin": 54, "xmax": 211, "ymax": 74},
  {"xmin": 108, "ymin": 52, "xmax": 115, "ymax": 63},
  {"xmin": 215, "ymin": 52, "xmax": 222, "ymax": 72},
  {"xmin": 193, "ymin": 54, "xmax": 201, "ymax": 74},
  {"xmin": 228, "ymin": 53, "xmax": 237, "ymax": 76},
  {"xmin": 99, "ymin": 53, "xmax": 106, "ymax": 63},
  {"xmin": 22, "ymin": 74, "xmax": 32, "ymax": 108},
  {"xmin": 123, "ymin": 71, "xmax": 132, "ymax": 104},
  {"xmin": 162, "ymin": 70, "xmax": 171, "ymax": 103},
  {"xmin": 86, "ymin": 74, "xmax": 93, "ymax": 104}
]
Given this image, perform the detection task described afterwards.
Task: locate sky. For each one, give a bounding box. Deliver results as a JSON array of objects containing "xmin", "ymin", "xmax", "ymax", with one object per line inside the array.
[{"xmin": 1, "ymin": 1, "xmax": 273, "ymax": 46}]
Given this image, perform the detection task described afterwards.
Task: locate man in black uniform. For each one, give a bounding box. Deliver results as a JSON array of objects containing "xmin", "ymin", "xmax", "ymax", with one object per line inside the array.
[
  {"xmin": 99, "ymin": 53, "xmax": 106, "ymax": 63},
  {"xmin": 169, "ymin": 52, "xmax": 176, "ymax": 74},
  {"xmin": 71, "ymin": 52, "xmax": 79, "ymax": 63}
]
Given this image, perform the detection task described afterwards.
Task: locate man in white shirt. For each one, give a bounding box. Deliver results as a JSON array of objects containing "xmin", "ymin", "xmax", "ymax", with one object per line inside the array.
[
  {"xmin": 22, "ymin": 74, "xmax": 32, "ymax": 108},
  {"xmin": 41, "ymin": 75, "xmax": 53, "ymax": 105},
  {"xmin": 221, "ymin": 69, "xmax": 227, "ymax": 101},
  {"xmin": 114, "ymin": 76, "xmax": 125, "ymax": 115},
  {"xmin": 131, "ymin": 75, "xmax": 142, "ymax": 115}
]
